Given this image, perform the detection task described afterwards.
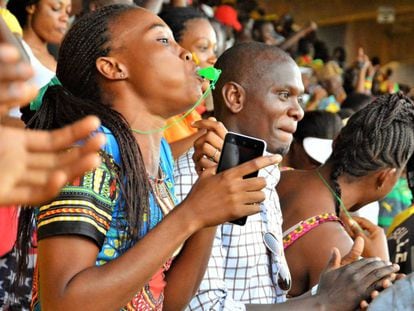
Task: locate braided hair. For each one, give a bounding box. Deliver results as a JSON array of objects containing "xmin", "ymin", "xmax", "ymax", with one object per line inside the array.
[
  {"xmin": 159, "ymin": 6, "xmax": 206, "ymax": 43},
  {"xmin": 17, "ymin": 4, "xmax": 150, "ymax": 286},
  {"xmin": 7, "ymin": 0, "xmax": 39, "ymax": 28},
  {"xmin": 327, "ymin": 92, "xmax": 414, "ymax": 214}
]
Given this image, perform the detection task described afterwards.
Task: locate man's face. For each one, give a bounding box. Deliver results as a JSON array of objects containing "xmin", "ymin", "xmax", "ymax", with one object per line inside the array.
[{"xmin": 238, "ymin": 61, "xmax": 304, "ymax": 155}]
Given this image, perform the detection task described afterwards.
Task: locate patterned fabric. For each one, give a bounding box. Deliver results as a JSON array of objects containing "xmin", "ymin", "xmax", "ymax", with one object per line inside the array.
[
  {"xmin": 379, "ymin": 177, "xmax": 413, "ymax": 231},
  {"xmin": 174, "ymin": 148, "xmax": 288, "ymax": 311},
  {"xmin": 282, "ymin": 213, "xmax": 342, "ymax": 249},
  {"xmin": 32, "ymin": 127, "xmax": 176, "ymax": 311},
  {"xmin": 387, "ymin": 206, "xmax": 414, "ymax": 274},
  {"xmin": 36, "ymin": 163, "xmax": 116, "ymax": 248},
  {"xmin": 0, "ymin": 247, "xmax": 36, "ymax": 311}
]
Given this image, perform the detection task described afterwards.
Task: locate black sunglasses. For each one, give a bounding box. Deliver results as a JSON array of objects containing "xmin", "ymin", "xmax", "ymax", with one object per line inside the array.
[{"xmin": 263, "ymin": 231, "xmax": 292, "ymax": 292}]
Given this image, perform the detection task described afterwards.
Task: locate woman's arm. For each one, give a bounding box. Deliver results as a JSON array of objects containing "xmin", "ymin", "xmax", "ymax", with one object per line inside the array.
[
  {"xmin": 38, "ymin": 205, "xmax": 201, "ymax": 311},
  {"xmin": 38, "ymin": 154, "xmax": 279, "ymax": 310},
  {"xmin": 169, "ymin": 131, "xmax": 205, "ymax": 160},
  {"xmin": 284, "ymin": 221, "xmax": 354, "ymax": 296},
  {"xmin": 163, "ymin": 227, "xmax": 217, "ymax": 310}
]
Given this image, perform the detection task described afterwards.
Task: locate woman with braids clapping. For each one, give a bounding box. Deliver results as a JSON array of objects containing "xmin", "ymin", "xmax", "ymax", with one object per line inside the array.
[
  {"xmin": 15, "ymin": 4, "xmax": 279, "ymax": 310},
  {"xmin": 278, "ymin": 92, "xmax": 414, "ymax": 297}
]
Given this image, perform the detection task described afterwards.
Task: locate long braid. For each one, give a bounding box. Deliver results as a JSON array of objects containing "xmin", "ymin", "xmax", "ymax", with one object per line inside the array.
[
  {"xmin": 329, "ymin": 164, "xmax": 343, "ymax": 216},
  {"xmin": 326, "ymin": 92, "xmax": 414, "ymax": 214},
  {"xmin": 16, "ymin": 4, "xmax": 150, "ymax": 287}
]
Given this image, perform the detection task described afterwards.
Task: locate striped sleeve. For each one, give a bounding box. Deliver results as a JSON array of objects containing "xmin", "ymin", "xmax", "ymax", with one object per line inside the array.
[{"xmin": 37, "ymin": 159, "xmax": 118, "ymax": 248}]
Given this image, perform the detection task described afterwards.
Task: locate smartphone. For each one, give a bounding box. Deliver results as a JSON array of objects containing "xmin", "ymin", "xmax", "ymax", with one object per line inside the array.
[
  {"xmin": 216, "ymin": 132, "xmax": 267, "ymax": 225},
  {"xmin": 0, "ymin": 16, "xmax": 30, "ymax": 63}
]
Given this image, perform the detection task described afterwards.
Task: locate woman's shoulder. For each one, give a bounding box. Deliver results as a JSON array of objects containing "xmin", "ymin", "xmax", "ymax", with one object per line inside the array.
[
  {"xmin": 279, "ymin": 169, "xmax": 337, "ymax": 227},
  {"xmin": 278, "ymin": 169, "xmax": 317, "ymax": 201}
]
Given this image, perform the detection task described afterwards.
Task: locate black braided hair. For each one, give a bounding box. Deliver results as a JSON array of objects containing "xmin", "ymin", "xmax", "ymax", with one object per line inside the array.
[
  {"xmin": 7, "ymin": 0, "xmax": 39, "ymax": 28},
  {"xmin": 159, "ymin": 6, "xmax": 206, "ymax": 43},
  {"xmin": 16, "ymin": 4, "xmax": 151, "ymax": 287},
  {"xmin": 327, "ymin": 92, "xmax": 414, "ymax": 214}
]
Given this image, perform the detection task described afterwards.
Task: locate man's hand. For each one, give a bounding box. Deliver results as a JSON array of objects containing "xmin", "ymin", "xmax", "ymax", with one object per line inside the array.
[
  {"xmin": 191, "ymin": 117, "xmax": 227, "ymax": 175},
  {"xmin": 0, "ymin": 43, "xmax": 38, "ymax": 116},
  {"xmin": 0, "ymin": 116, "xmax": 105, "ymax": 205},
  {"xmin": 317, "ymin": 248, "xmax": 399, "ymax": 311}
]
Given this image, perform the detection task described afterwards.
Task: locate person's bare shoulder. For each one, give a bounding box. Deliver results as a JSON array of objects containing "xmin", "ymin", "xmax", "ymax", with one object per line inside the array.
[{"xmin": 279, "ymin": 169, "xmax": 330, "ymax": 228}]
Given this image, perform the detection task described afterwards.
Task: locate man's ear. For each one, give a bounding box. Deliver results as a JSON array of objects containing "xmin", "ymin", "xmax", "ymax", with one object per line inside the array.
[
  {"xmin": 221, "ymin": 82, "xmax": 246, "ymax": 114},
  {"xmin": 376, "ymin": 168, "xmax": 398, "ymax": 190},
  {"xmin": 96, "ymin": 57, "xmax": 128, "ymax": 81}
]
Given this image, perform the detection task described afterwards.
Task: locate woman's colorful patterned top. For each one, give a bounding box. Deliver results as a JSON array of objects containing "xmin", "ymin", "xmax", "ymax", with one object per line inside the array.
[
  {"xmin": 32, "ymin": 127, "xmax": 177, "ymax": 310},
  {"xmin": 282, "ymin": 213, "xmax": 343, "ymax": 249}
]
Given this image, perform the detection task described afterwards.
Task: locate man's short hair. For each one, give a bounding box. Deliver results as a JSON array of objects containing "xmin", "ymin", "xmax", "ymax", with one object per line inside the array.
[{"xmin": 213, "ymin": 42, "xmax": 295, "ymax": 116}]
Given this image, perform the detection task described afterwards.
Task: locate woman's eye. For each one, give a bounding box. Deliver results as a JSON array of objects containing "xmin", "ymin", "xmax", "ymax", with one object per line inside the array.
[
  {"xmin": 158, "ymin": 38, "xmax": 169, "ymax": 45},
  {"xmin": 197, "ymin": 45, "xmax": 208, "ymax": 52},
  {"xmin": 51, "ymin": 4, "xmax": 62, "ymax": 11},
  {"xmin": 298, "ymin": 95, "xmax": 304, "ymax": 105}
]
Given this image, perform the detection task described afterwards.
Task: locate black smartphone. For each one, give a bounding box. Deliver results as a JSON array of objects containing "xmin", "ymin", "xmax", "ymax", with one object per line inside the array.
[
  {"xmin": 216, "ymin": 132, "xmax": 267, "ymax": 225},
  {"xmin": 0, "ymin": 16, "xmax": 30, "ymax": 63}
]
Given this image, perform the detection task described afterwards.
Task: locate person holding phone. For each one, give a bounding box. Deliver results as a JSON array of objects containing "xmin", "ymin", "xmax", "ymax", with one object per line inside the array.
[
  {"xmin": 14, "ymin": 5, "xmax": 278, "ymax": 310},
  {"xmin": 278, "ymin": 92, "xmax": 414, "ymax": 297},
  {"xmin": 175, "ymin": 42, "xmax": 399, "ymax": 310}
]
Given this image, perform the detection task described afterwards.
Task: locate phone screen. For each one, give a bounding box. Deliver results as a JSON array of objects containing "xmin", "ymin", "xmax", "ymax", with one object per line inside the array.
[{"xmin": 216, "ymin": 132, "xmax": 267, "ymax": 225}]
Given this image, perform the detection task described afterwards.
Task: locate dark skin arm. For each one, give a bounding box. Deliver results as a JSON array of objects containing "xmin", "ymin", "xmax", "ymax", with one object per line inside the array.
[
  {"xmin": 164, "ymin": 117, "xmax": 268, "ymax": 310},
  {"xmin": 285, "ymin": 221, "xmax": 354, "ymax": 296},
  {"xmin": 278, "ymin": 22, "xmax": 317, "ymax": 51},
  {"xmin": 278, "ymin": 170, "xmax": 353, "ymax": 296},
  {"xmin": 163, "ymin": 226, "xmax": 217, "ymax": 310},
  {"xmin": 38, "ymin": 155, "xmax": 280, "ymax": 310},
  {"xmin": 246, "ymin": 250, "xmax": 399, "ymax": 311},
  {"xmin": 279, "ymin": 170, "xmax": 392, "ymax": 296},
  {"xmin": 169, "ymin": 130, "xmax": 205, "ymax": 160}
]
